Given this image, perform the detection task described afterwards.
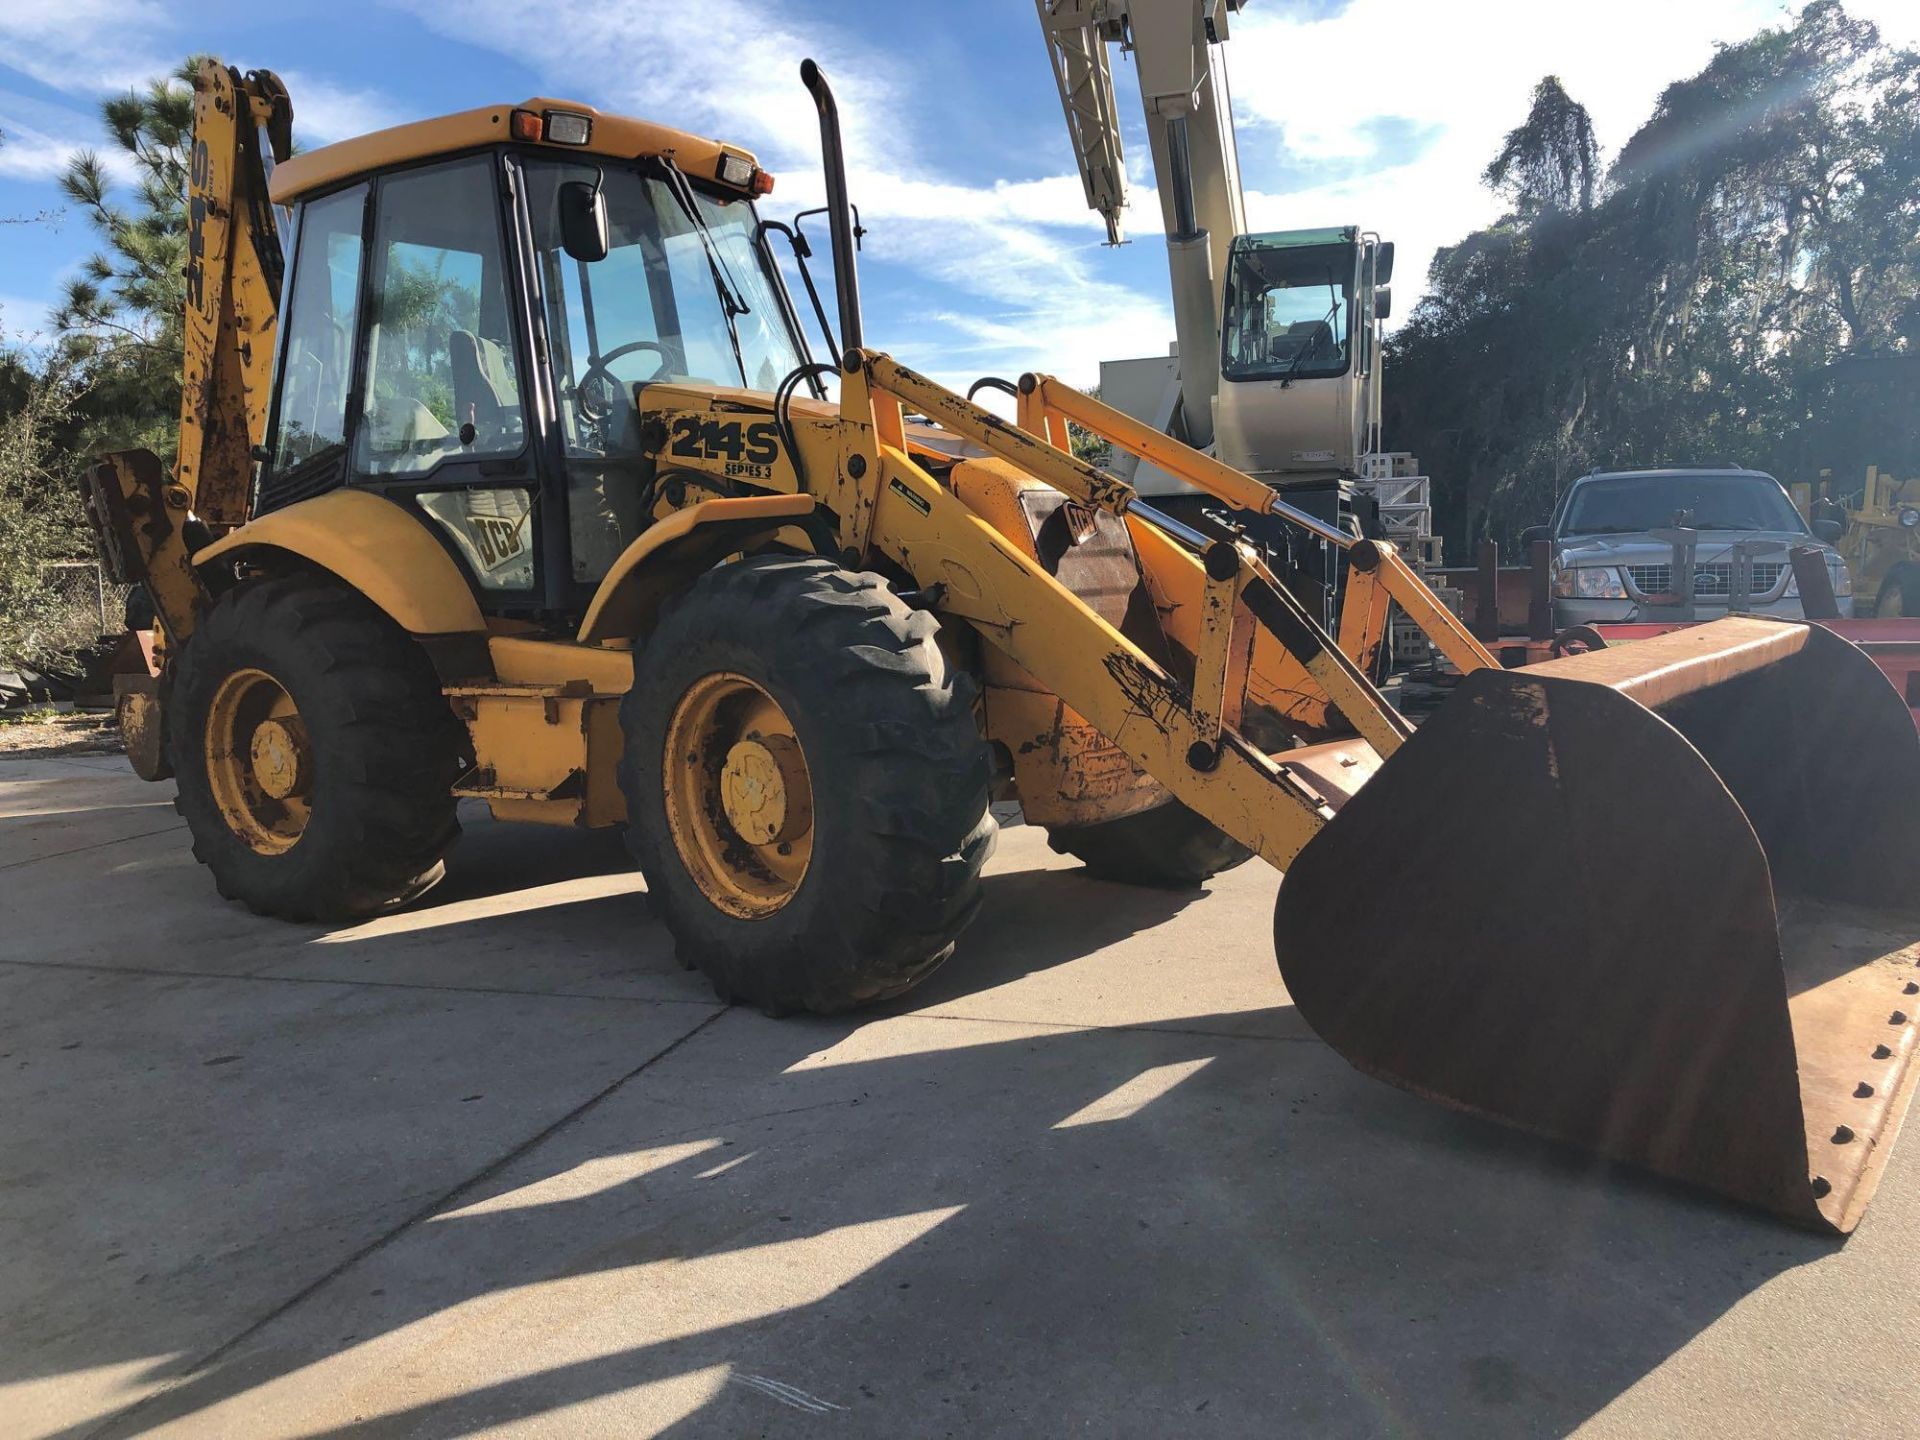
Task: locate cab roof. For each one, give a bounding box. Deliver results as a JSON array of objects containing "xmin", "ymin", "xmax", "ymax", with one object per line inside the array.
[{"xmin": 268, "ymin": 98, "xmax": 763, "ymax": 204}]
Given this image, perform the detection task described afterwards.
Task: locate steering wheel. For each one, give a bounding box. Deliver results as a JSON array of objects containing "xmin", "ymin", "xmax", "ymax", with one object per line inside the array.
[{"xmin": 576, "ymin": 341, "xmax": 671, "ymax": 423}]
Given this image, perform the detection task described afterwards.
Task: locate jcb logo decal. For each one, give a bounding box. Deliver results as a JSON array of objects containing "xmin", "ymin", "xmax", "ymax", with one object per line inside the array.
[
  {"xmin": 668, "ymin": 417, "xmax": 781, "ymax": 479},
  {"xmin": 471, "ymin": 515, "xmax": 526, "ymax": 569},
  {"xmin": 185, "ymin": 140, "xmax": 211, "ymax": 315}
]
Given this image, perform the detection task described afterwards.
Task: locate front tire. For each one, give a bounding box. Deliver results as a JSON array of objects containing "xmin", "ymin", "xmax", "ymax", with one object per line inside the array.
[
  {"xmin": 170, "ymin": 575, "xmax": 464, "ymax": 921},
  {"xmin": 620, "ymin": 556, "xmax": 996, "ymax": 1014}
]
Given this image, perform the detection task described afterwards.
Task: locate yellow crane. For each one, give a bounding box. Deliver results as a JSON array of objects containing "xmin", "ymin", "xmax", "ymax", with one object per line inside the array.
[{"xmin": 83, "ymin": 59, "xmax": 1920, "ymax": 1234}]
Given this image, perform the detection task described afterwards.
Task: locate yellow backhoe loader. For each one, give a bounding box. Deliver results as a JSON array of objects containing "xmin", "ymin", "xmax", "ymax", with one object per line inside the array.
[{"xmin": 83, "ymin": 60, "xmax": 1920, "ymax": 1234}]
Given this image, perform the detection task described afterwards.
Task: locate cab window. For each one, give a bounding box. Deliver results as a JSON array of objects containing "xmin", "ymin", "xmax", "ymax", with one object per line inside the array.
[
  {"xmin": 354, "ymin": 158, "xmax": 526, "ymax": 477},
  {"xmin": 264, "ymin": 184, "xmax": 365, "ymax": 485},
  {"xmin": 522, "ymin": 158, "xmax": 804, "ymax": 583},
  {"xmin": 1221, "ymin": 239, "xmax": 1354, "ymax": 383}
]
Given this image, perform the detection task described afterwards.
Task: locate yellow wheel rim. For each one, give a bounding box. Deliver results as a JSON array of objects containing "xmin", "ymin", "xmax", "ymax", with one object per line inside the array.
[
  {"xmin": 204, "ymin": 667, "xmax": 312, "ymax": 855},
  {"xmin": 663, "ymin": 672, "xmax": 814, "ymax": 919}
]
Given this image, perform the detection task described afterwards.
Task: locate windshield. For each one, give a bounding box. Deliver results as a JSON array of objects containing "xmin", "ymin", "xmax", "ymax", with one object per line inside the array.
[
  {"xmin": 1221, "ymin": 239, "xmax": 1354, "ymax": 383},
  {"xmin": 525, "ymin": 159, "xmax": 803, "ymax": 439},
  {"xmin": 1561, "ymin": 474, "xmax": 1807, "ymax": 536},
  {"xmin": 524, "ymin": 158, "xmax": 806, "ymax": 582}
]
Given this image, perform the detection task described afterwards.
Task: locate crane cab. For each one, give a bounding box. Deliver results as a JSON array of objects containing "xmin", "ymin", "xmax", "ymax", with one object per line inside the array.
[{"xmin": 1211, "ymin": 227, "xmax": 1393, "ymax": 485}]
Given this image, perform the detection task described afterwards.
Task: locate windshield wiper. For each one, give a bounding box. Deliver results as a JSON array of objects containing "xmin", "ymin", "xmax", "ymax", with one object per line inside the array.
[
  {"xmin": 1279, "ymin": 267, "xmax": 1343, "ymax": 389},
  {"xmin": 654, "ymin": 158, "xmax": 752, "ymax": 318},
  {"xmin": 653, "ymin": 158, "xmax": 752, "ymax": 385}
]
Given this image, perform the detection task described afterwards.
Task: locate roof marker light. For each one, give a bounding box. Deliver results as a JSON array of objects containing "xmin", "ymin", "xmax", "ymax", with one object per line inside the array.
[
  {"xmin": 509, "ymin": 109, "xmax": 542, "ymax": 142},
  {"xmin": 543, "ymin": 110, "xmax": 592, "ymax": 146},
  {"xmin": 751, "ymin": 169, "xmax": 776, "ymax": 196}
]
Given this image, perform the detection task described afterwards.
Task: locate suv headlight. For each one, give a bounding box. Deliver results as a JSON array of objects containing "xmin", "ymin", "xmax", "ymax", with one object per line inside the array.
[
  {"xmin": 1785, "ymin": 555, "xmax": 1854, "ymax": 599},
  {"xmin": 1551, "ymin": 565, "xmax": 1626, "ymax": 599}
]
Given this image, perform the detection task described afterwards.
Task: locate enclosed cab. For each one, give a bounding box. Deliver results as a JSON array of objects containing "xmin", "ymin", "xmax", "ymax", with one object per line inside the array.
[
  {"xmin": 255, "ymin": 99, "xmax": 812, "ymax": 620},
  {"xmin": 1101, "ymin": 226, "xmax": 1392, "ymax": 502},
  {"xmin": 1210, "ymin": 227, "xmax": 1391, "ymax": 486}
]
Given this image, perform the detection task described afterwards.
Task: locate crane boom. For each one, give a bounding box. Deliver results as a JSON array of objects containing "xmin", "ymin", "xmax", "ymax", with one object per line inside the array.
[
  {"xmin": 1036, "ymin": 0, "xmax": 1246, "ymax": 445},
  {"xmin": 1036, "ymin": 0, "xmax": 1130, "ymax": 245}
]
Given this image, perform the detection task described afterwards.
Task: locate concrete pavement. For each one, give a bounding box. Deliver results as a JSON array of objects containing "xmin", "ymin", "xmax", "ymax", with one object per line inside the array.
[{"xmin": 2, "ymin": 756, "xmax": 1917, "ymax": 1438}]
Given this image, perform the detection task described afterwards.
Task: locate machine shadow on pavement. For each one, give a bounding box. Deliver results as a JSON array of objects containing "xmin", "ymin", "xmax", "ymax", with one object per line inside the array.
[{"xmin": 0, "ymin": 800, "xmax": 1842, "ymax": 1439}]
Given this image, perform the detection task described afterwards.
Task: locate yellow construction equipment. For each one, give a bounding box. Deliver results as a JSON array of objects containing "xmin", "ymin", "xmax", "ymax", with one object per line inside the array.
[
  {"xmin": 84, "ymin": 59, "xmax": 1920, "ymax": 1234},
  {"xmin": 1794, "ymin": 465, "xmax": 1920, "ymax": 617}
]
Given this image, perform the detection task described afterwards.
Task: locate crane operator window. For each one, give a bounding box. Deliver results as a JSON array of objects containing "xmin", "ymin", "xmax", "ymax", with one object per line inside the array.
[
  {"xmin": 353, "ymin": 158, "xmax": 528, "ymax": 479},
  {"xmin": 1221, "ymin": 238, "xmax": 1355, "ymax": 384},
  {"xmin": 524, "ymin": 158, "xmax": 805, "ymax": 582}
]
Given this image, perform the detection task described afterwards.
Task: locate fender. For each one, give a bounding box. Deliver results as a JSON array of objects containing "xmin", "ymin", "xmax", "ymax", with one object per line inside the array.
[
  {"xmin": 194, "ymin": 489, "xmax": 486, "ymax": 634},
  {"xmin": 578, "ymin": 493, "xmax": 818, "ymax": 642}
]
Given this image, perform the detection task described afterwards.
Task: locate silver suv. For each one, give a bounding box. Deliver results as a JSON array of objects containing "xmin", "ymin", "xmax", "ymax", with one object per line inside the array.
[{"xmin": 1530, "ymin": 468, "xmax": 1853, "ymax": 626}]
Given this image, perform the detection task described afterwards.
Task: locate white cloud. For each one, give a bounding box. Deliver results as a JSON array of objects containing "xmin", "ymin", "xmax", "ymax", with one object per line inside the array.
[
  {"xmin": 387, "ymin": 0, "xmax": 1138, "ymax": 388},
  {"xmin": 10, "ymin": 0, "xmax": 1909, "ymax": 391},
  {"xmin": 392, "ymin": 0, "xmax": 889, "ymax": 174},
  {"xmin": 0, "ymin": 1, "xmax": 414, "ymax": 181},
  {"xmin": 278, "ymin": 71, "xmax": 411, "ymax": 146},
  {"xmin": 0, "ymin": 88, "xmax": 141, "ymax": 183},
  {"xmin": 0, "ymin": 292, "xmax": 56, "ymax": 342},
  {"xmin": 1226, "ymin": 0, "xmax": 1920, "ymax": 315},
  {"xmin": 0, "ymin": 0, "xmax": 171, "ymax": 92},
  {"xmin": 0, "ymin": 124, "xmax": 78, "ymax": 182}
]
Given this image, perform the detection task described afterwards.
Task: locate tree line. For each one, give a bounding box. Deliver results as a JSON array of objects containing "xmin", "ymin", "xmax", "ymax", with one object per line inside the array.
[
  {"xmin": 0, "ymin": 62, "xmax": 199, "ymax": 668},
  {"xmin": 1383, "ymin": 1, "xmax": 1920, "ymax": 556}
]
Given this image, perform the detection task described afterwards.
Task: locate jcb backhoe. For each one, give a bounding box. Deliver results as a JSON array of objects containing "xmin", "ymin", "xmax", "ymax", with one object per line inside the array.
[{"xmin": 85, "ymin": 60, "xmax": 1920, "ymax": 1234}]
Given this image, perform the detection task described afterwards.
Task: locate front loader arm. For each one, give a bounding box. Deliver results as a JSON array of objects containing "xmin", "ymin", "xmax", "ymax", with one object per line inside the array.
[
  {"xmin": 865, "ymin": 446, "xmax": 1335, "ymax": 869},
  {"xmin": 795, "ymin": 348, "xmax": 1428, "ymax": 870}
]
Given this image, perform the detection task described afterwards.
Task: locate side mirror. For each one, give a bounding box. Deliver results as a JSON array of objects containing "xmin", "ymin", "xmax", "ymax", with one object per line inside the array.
[
  {"xmin": 1374, "ymin": 240, "xmax": 1395, "ymax": 286},
  {"xmin": 559, "ymin": 179, "xmax": 608, "ymax": 263},
  {"xmin": 1813, "ymin": 517, "xmax": 1843, "ymax": 543},
  {"xmin": 1373, "ymin": 286, "xmax": 1392, "ymax": 321},
  {"xmin": 1521, "ymin": 524, "xmax": 1553, "ymax": 548}
]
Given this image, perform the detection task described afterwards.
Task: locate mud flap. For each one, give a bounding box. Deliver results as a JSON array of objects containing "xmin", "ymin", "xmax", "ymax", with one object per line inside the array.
[{"xmin": 1273, "ymin": 618, "xmax": 1920, "ymax": 1232}]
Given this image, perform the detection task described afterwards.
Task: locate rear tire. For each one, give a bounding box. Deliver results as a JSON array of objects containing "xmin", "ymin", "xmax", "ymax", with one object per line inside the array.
[
  {"xmin": 1047, "ymin": 797, "xmax": 1252, "ymax": 888},
  {"xmin": 1875, "ymin": 572, "xmax": 1914, "ymax": 618},
  {"xmin": 620, "ymin": 555, "xmax": 996, "ymax": 1015},
  {"xmin": 170, "ymin": 575, "xmax": 464, "ymax": 921}
]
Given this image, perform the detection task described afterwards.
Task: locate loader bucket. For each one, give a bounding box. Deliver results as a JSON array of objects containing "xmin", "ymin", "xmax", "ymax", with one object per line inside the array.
[{"xmin": 1272, "ymin": 617, "xmax": 1920, "ymax": 1232}]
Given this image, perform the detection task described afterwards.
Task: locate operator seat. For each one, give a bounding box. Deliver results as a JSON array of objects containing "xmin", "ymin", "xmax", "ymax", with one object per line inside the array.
[
  {"xmin": 1288, "ymin": 319, "xmax": 1333, "ymax": 360},
  {"xmin": 450, "ymin": 330, "xmax": 520, "ymax": 447}
]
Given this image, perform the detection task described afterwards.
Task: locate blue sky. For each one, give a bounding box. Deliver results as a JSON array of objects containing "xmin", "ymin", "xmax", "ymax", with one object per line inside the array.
[{"xmin": 3, "ymin": 0, "xmax": 1916, "ymax": 393}]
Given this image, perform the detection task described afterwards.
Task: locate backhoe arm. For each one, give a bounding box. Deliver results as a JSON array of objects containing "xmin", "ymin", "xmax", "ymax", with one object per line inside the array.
[
  {"xmin": 81, "ymin": 63, "xmax": 291, "ymax": 644},
  {"xmin": 176, "ymin": 60, "xmax": 292, "ymax": 531}
]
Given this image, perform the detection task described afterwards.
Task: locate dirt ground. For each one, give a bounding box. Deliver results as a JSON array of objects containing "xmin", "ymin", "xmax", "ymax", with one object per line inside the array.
[{"xmin": 0, "ymin": 709, "xmax": 124, "ymax": 759}]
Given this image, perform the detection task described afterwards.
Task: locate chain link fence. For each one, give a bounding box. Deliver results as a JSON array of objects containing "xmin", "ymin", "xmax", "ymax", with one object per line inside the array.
[{"xmin": 41, "ymin": 560, "xmax": 130, "ymax": 645}]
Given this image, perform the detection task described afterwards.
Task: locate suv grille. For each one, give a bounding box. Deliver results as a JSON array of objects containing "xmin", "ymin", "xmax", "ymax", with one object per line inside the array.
[{"xmin": 1625, "ymin": 562, "xmax": 1785, "ymax": 598}]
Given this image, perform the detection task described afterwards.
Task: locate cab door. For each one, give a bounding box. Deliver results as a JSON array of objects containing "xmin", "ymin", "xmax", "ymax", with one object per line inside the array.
[
  {"xmin": 348, "ymin": 156, "xmax": 545, "ymax": 609},
  {"xmin": 256, "ymin": 154, "xmax": 553, "ymax": 614}
]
